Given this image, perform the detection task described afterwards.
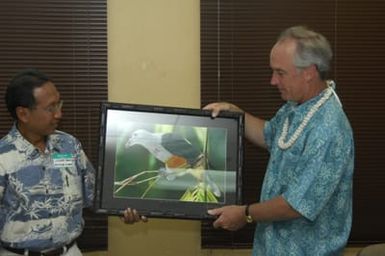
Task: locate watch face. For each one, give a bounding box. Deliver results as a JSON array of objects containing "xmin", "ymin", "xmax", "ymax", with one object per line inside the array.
[{"xmin": 245, "ymin": 204, "xmax": 252, "ymax": 223}]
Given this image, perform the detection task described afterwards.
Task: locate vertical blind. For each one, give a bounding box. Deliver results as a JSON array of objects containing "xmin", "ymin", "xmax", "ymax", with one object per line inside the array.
[
  {"xmin": 0, "ymin": 0, "xmax": 108, "ymax": 251},
  {"xmin": 201, "ymin": 0, "xmax": 385, "ymax": 248}
]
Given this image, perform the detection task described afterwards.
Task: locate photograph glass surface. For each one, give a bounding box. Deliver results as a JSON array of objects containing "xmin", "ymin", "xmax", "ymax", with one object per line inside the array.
[{"xmin": 95, "ymin": 103, "xmax": 243, "ymax": 219}]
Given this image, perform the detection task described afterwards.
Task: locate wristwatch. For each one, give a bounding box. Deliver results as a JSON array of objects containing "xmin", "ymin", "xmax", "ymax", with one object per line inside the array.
[{"xmin": 245, "ymin": 204, "xmax": 253, "ymax": 223}]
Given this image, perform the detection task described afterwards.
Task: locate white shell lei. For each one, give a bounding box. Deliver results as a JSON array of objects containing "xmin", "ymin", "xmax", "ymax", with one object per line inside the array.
[{"xmin": 277, "ymin": 81, "xmax": 335, "ymax": 150}]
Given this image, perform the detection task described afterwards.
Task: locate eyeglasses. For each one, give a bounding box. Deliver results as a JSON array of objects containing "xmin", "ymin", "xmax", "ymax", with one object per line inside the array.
[{"xmin": 34, "ymin": 100, "xmax": 63, "ymax": 114}]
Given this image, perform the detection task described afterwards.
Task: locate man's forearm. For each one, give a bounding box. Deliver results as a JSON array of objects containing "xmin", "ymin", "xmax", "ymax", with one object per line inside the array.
[
  {"xmin": 244, "ymin": 112, "xmax": 266, "ymax": 149},
  {"xmin": 247, "ymin": 196, "xmax": 302, "ymax": 222}
]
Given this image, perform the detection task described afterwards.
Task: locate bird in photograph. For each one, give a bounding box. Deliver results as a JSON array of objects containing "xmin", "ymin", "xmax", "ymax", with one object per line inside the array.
[{"xmin": 114, "ymin": 129, "xmax": 221, "ymax": 201}]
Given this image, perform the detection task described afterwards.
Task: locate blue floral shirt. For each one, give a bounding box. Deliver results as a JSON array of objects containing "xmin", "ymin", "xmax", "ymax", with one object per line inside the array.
[
  {"xmin": 252, "ymin": 90, "xmax": 354, "ymax": 256},
  {"xmin": 0, "ymin": 124, "xmax": 95, "ymax": 251}
]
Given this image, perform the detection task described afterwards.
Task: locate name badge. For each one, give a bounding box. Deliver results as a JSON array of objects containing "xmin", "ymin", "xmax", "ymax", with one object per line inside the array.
[{"xmin": 52, "ymin": 153, "xmax": 75, "ymax": 168}]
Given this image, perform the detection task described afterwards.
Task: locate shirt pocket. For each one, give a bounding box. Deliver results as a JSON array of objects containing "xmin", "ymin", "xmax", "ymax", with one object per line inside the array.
[
  {"xmin": 277, "ymin": 151, "xmax": 301, "ymax": 192},
  {"xmin": 61, "ymin": 167, "xmax": 82, "ymax": 203}
]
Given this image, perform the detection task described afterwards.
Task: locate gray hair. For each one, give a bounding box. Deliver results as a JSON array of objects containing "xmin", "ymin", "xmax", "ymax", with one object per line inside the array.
[{"xmin": 277, "ymin": 26, "xmax": 333, "ymax": 80}]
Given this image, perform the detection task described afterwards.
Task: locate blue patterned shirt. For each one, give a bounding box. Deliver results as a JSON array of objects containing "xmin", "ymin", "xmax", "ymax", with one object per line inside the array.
[
  {"xmin": 252, "ymin": 90, "xmax": 354, "ymax": 256},
  {"xmin": 0, "ymin": 124, "xmax": 95, "ymax": 251}
]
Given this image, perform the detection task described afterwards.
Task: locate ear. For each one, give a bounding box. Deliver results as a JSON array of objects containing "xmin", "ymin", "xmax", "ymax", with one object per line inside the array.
[
  {"xmin": 16, "ymin": 106, "xmax": 31, "ymax": 123},
  {"xmin": 303, "ymin": 64, "xmax": 318, "ymax": 82}
]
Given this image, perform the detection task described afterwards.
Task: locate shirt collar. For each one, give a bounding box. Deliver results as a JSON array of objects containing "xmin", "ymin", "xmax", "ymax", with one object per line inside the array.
[
  {"xmin": 10, "ymin": 123, "xmax": 53, "ymax": 158},
  {"xmin": 287, "ymin": 88, "xmax": 329, "ymax": 113}
]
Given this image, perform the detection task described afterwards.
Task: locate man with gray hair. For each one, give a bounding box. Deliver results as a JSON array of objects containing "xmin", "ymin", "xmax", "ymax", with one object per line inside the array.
[{"xmin": 204, "ymin": 26, "xmax": 354, "ymax": 255}]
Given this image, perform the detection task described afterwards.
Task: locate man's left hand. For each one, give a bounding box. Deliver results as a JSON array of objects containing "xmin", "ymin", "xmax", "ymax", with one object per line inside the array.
[{"xmin": 207, "ymin": 205, "xmax": 247, "ymax": 231}]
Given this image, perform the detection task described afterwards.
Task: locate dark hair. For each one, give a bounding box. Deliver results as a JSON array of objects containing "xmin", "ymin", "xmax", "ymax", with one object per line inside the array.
[{"xmin": 5, "ymin": 68, "xmax": 52, "ymax": 120}]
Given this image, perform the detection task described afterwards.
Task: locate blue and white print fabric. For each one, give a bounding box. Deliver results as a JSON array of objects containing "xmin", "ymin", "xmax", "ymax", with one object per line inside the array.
[
  {"xmin": 252, "ymin": 89, "xmax": 354, "ymax": 256},
  {"xmin": 0, "ymin": 124, "xmax": 95, "ymax": 251}
]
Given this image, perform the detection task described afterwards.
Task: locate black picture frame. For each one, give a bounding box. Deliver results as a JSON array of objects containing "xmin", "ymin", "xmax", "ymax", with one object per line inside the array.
[{"xmin": 94, "ymin": 102, "xmax": 244, "ymax": 220}]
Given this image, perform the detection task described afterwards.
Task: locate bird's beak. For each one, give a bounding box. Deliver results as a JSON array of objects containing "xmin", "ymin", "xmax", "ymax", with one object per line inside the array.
[{"xmin": 125, "ymin": 138, "xmax": 133, "ymax": 148}]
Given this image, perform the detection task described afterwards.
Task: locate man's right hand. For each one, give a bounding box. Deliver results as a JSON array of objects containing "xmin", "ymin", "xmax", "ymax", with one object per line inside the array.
[
  {"xmin": 203, "ymin": 102, "xmax": 243, "ymax": 118},
  {"xmin": 121, "ymin": 208, "xmax": 148, "ymax": 224}
]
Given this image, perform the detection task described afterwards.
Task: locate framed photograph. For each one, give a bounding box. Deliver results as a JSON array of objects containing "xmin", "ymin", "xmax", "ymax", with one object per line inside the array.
[{"xmin": 94, "ymin": 102, "xmax": 244, "ymax": 220}]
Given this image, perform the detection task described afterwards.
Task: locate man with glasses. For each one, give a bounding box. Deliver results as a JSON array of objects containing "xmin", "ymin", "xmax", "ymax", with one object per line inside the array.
[{"xmin": 0, "ymin": 69, "xmax": 145, "ymax": 256}]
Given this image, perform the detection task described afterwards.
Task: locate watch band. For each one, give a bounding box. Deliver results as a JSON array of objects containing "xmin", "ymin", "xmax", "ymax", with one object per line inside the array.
[{"xmin": 245, "ymin": 204, "xmax": 253, "ymax": 223}]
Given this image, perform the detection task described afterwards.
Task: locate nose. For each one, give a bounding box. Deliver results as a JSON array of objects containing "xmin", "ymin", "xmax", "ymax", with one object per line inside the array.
[
  {"xmin": 270, "ymin": 73, "xmax": 278, "ymax": 86},
  {"xmin": 54, "ymin": 108, "xmax": 63, "ymax": 119}
]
